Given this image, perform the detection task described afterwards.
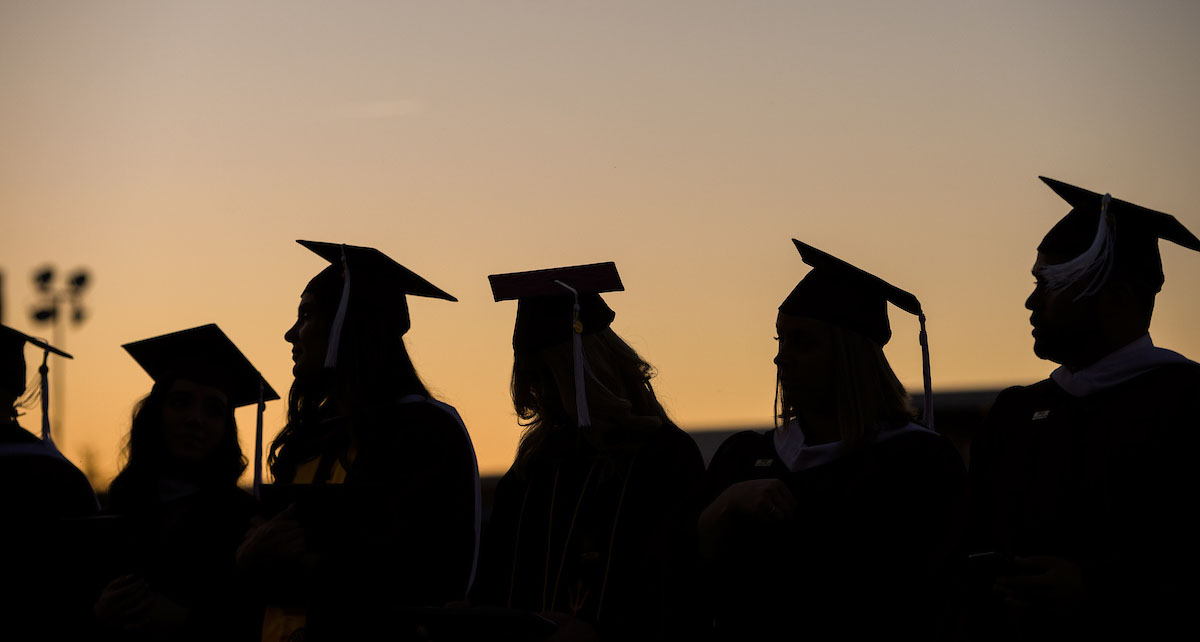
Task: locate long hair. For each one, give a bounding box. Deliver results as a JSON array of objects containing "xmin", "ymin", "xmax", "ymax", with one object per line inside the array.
[
  {"xmin": 269, "ymin": 265, "xmax": 431, "ymax": 483},
  {"xmin": 775, "ymin": 322, "xmax": 915, "ymax": 451},
  {"xmin": 9, "ymin": 372, "xmax": 39, "ymax": 422},
  {"xmin": 510, "ymin": 328, "xmax": 673, "ymax": 472},
  {"xmin": 108, "ymin": 379, "xmax": 245, "ymax": 511}
]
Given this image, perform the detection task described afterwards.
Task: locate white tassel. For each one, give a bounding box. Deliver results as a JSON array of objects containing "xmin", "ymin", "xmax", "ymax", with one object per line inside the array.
[
  {"xmin": 324, "ymin": 245, "xmax": 351, "ymax": 368},
  {"xmin": 554, "ymin": 280, "xmax": 592, "ymax": 428},
  {"xmin": 1040, "ymin": 194, "xmax": 1116, "ymax": 300}
]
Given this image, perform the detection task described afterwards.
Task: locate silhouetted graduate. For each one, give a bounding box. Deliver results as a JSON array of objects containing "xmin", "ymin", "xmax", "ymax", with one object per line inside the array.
[
  {"xmin": 472, "ymin": 263, "xmax": 706, "ymax": 641},
  {"xmin": 91, "ymin": 324, "xmax": 276, "ymax": 641},
  {"xmin": 244, "ymin": 241, "xmax": 480, "ymax": 642},
  {"xmin": 0, "ymin": 324, "xmax": 96, "ymax": 514},
  {"xmin": 0, "ymin": 325, "xmax": 99, "ymax": 637},
  {"xmin": 700, "ymin": 240, "xmax": 966, "ymax": 641},
  {"xmin": 968, "ymin": 178, "xmax": 1200, "ymax": 640}
]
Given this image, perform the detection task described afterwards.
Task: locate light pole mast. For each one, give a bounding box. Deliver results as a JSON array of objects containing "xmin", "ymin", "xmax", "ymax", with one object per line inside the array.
[{"xmin": 30, "ymin": 266, "xmax": 90, "ymax": 449}]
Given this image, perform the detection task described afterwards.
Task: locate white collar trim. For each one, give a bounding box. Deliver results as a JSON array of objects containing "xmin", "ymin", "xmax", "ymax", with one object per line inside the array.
[
  {"xmin": 1050, "ymin": 334, "xmax": 1194, "ymax": 397},
  {"xmin": 773, "ymin": 419, "xmax": 932, "ymax": 473}
]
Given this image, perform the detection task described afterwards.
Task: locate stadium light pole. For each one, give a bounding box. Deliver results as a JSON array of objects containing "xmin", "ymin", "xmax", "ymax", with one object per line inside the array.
[{"xmin": 30, "ymin": 265, "xmax": 91, "ymax": 449}]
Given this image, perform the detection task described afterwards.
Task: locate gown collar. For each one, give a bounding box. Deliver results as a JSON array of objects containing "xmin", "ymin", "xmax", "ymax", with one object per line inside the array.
[
  {"xmin": 773, "ymin": 419, "xmax": 931, "ymax": 473},
  {"xmin": 1050, "ymin": 334, "xmax": 1194, "ymax": 397}
]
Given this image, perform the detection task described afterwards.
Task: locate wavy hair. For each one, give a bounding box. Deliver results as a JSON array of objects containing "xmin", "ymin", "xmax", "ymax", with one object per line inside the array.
[
  {"xmin": 510, "ymin": 328, "xmax": 673, "ymax": 473},
  {"xmin": 775, "ymin": 321, "xmax": 915, "ymax": 451},
  {"xmin": 9, "ymin": 372, "xmax": 39, "ymax": 422},
  {"xmin": 108, "ymin": 379, "xmax": 245, "ymax": 511},
  {"xmin": 269, "ymin": 265, "xmax": 432, "ymax": 483}
]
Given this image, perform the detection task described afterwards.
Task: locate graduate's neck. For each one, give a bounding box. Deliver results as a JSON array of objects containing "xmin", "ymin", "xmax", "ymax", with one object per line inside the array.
[
  {"xmin": 321, "ymin": 378, "xmax": 358, "ymax": 416},
  {"xmin": 1063, "ymin": 325, "xmax": 1149, "ymax": 371},
  {"xmin": 798, "ymin": 405, "xmax": 840, "ymax": 446},
  {"xmin": 1063, "ymin": 284, "xmax": 1154, "ymax": 370}
]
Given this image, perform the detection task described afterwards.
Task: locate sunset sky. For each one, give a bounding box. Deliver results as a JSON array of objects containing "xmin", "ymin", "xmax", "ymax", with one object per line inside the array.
[{"xmin": 3, "ymin": 0, "xmax": 1198, "ymax": 485}]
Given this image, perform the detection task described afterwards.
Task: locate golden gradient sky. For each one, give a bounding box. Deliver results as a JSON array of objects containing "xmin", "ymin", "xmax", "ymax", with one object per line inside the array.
[{"xmin": 3, "ymin": 0, "xmax": 1199, "ymax": 484}]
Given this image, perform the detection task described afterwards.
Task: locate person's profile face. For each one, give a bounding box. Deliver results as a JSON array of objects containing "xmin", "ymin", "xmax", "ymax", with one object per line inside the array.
[
  {"xmin": 161, "ymin": 378, "xmax": 229, "ymax": 463},
  {"xmin": 1025, "ymin": 252, "xmax": 1099, "ymax": 365},
  {"xmin": 773, "ymin": 312, "xmax": 835, "ymax": 406},
  {"xmin": 285, "ymin": 289, "xmax": 330, "ymax": 379}
]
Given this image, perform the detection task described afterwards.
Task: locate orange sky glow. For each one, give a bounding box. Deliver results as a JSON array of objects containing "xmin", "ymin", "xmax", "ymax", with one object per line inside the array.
[{"xmin": 3, "ymin": 0, "xmax": 1199, "ymax": 484}]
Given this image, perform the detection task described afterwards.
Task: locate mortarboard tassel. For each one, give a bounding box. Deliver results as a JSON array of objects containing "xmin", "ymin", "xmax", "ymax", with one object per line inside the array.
[
  {"xmin": 35, "ymin": 346, "xmax": 99, "ymax": 510},
  {"xmin": 324, "ymin": 244, "xmax": 352, "ymax": 369},
  {"xmin": 918, "ymin": 312, "xmax": 934, "ymax": 432},
  {"xmin": 554, "ymin": 280, "xmax": 592, "ymax": 428},
  {"xmin": 38, "ymin": 350, "xmax": 56, "ymax": 449},
  {"xmin": 254, "ymin": 377, "xmax": 264, "ymax": 500},
  {"xmin": 1040, "ymin": 193, "xmax": 1116, "ymax": 300}
]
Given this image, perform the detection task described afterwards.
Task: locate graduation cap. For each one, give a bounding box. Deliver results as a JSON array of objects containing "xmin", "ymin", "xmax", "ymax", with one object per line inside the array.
[
  {"xmin": 122, "ymin": 324, "xmax": 279, "ymax": 407},
  {"xmin": 780, "ymin": 240, "xmax": 934, "ymax": 429},
  {"xmin": 1037, "ymin": 176, "xmax": 1200, "ymax": 298},
  {"xmin": 489, "ymin": 262, "xmax": 624, "ymax": 428},
  {"xmin": 123, "ymin": 324, "xmax": 279, "ymax": 497},
  {"xmin": 297, "ymin": 240, "xmax": 457, "ymax": 369},
  {"xmin": 1, "ymin": 324, "xmax": 72, "ymax": 445}
]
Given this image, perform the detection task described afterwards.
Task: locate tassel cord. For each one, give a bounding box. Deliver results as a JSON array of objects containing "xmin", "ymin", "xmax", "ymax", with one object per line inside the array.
[{"xmin": 918, "ymin": 313, "xmax": 934, "ymax": 432}]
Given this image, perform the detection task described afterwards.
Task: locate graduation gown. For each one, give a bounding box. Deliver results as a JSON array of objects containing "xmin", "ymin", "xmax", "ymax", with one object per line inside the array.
[
  {"xmin": 473, "ymin": 423, "xmax": 706, "ymax": 641},
  {"xmin": 0, "ymin": 421, "xmax": 98, "ymax": 518},
  {"xmin": 0, "ymin": 421, "xmax": 100, "ymax": 638},
  {"xmin": 262, "ymin": 395, "xmax": 480, "ymax": 641},
  {"xmin": 703, "ymin": 425, "xmax": 967, "ymax": 641},
  {"xmin": 968, "ymin": 362, "xmax": 1200, "ymax": 640},
  {"xmin": 99, "ymin": 481, "xmax": 260, "ymax": 641}
]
